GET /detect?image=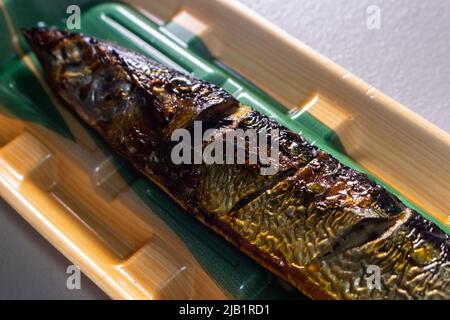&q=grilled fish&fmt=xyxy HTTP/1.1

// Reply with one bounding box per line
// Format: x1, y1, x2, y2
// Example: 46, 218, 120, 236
23, 28, 449, 299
